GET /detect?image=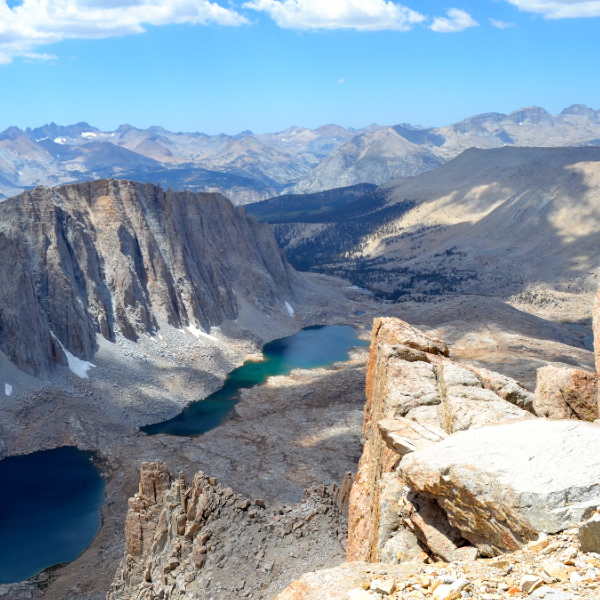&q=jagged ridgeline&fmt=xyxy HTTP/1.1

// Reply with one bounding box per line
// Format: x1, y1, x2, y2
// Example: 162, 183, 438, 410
0, 179, 297, 376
